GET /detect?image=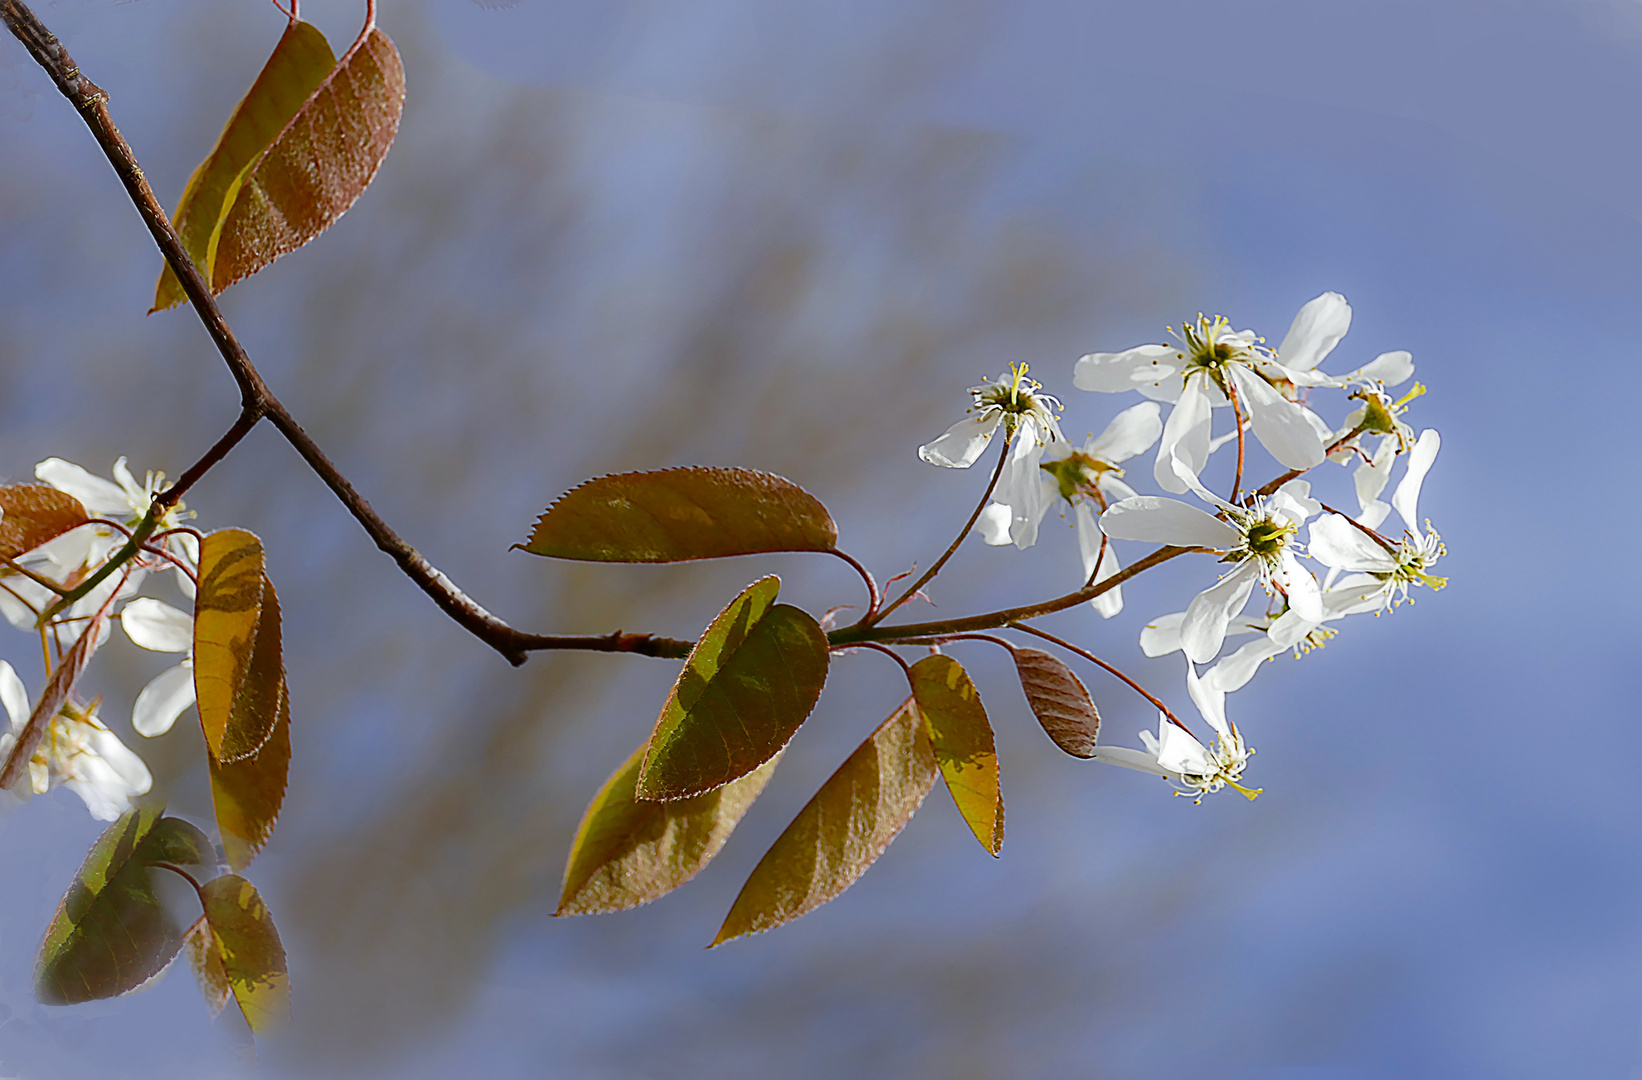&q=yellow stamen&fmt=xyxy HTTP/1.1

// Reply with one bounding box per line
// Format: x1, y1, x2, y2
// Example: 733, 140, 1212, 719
1393, 382, 1427, 409
1228, 780, 1262, 800
1009, 362, 1029, 406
